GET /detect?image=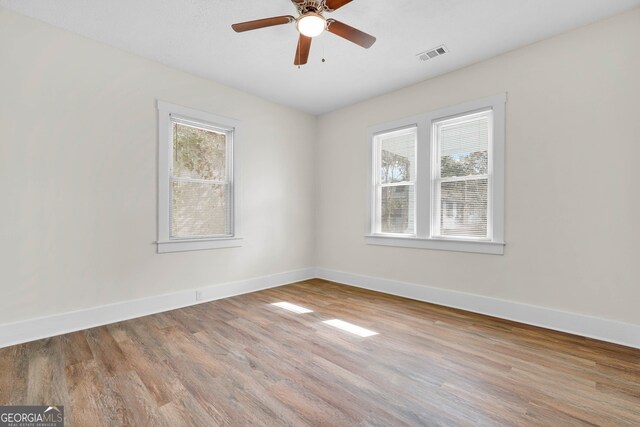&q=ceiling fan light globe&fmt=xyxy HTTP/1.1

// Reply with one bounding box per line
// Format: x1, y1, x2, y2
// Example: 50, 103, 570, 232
297, 13, 326, 37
